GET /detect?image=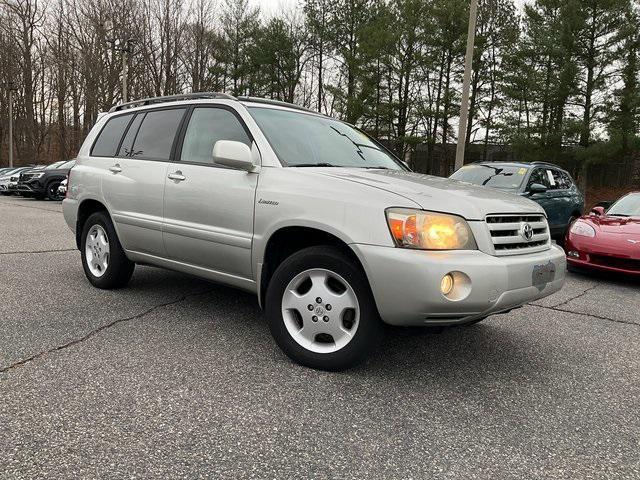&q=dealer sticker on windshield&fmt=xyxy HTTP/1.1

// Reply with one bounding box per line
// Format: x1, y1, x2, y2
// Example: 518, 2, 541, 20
532, 261, 556, 287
